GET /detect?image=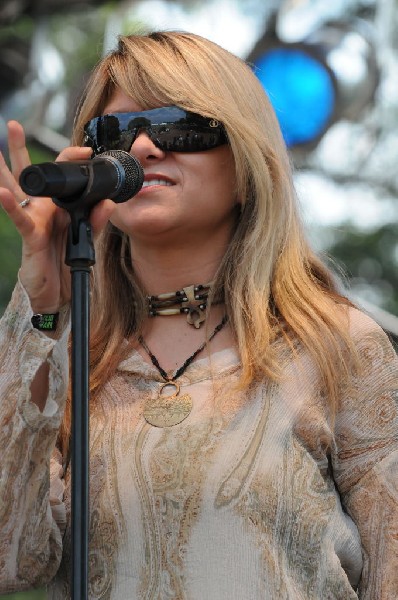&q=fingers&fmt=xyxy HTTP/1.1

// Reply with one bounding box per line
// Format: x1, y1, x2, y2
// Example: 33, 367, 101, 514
54, 148, 115, 236
56, 146, 92, 162
0, 186, 35, 237
2, 123, 92, 228
2, 126, 114, 241
0, 149, 36, 235
0, 147, 26, 200
8, 119, 92, 178
7, 121, 31, 179
90, 199, 116, 235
